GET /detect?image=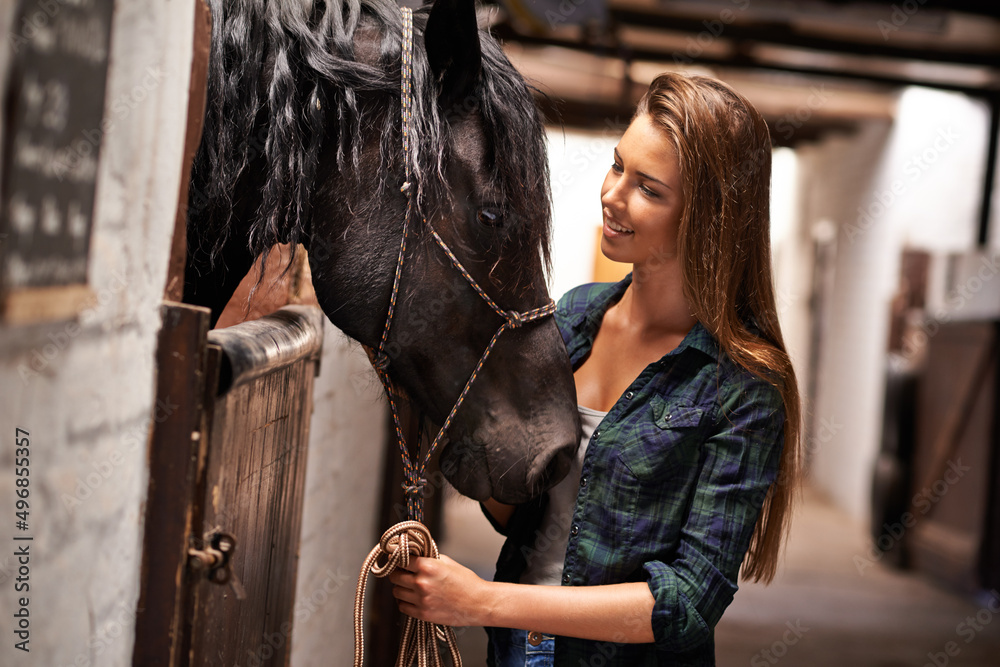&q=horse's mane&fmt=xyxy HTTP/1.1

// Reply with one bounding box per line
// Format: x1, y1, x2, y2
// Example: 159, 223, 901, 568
190, 0, 551, 290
